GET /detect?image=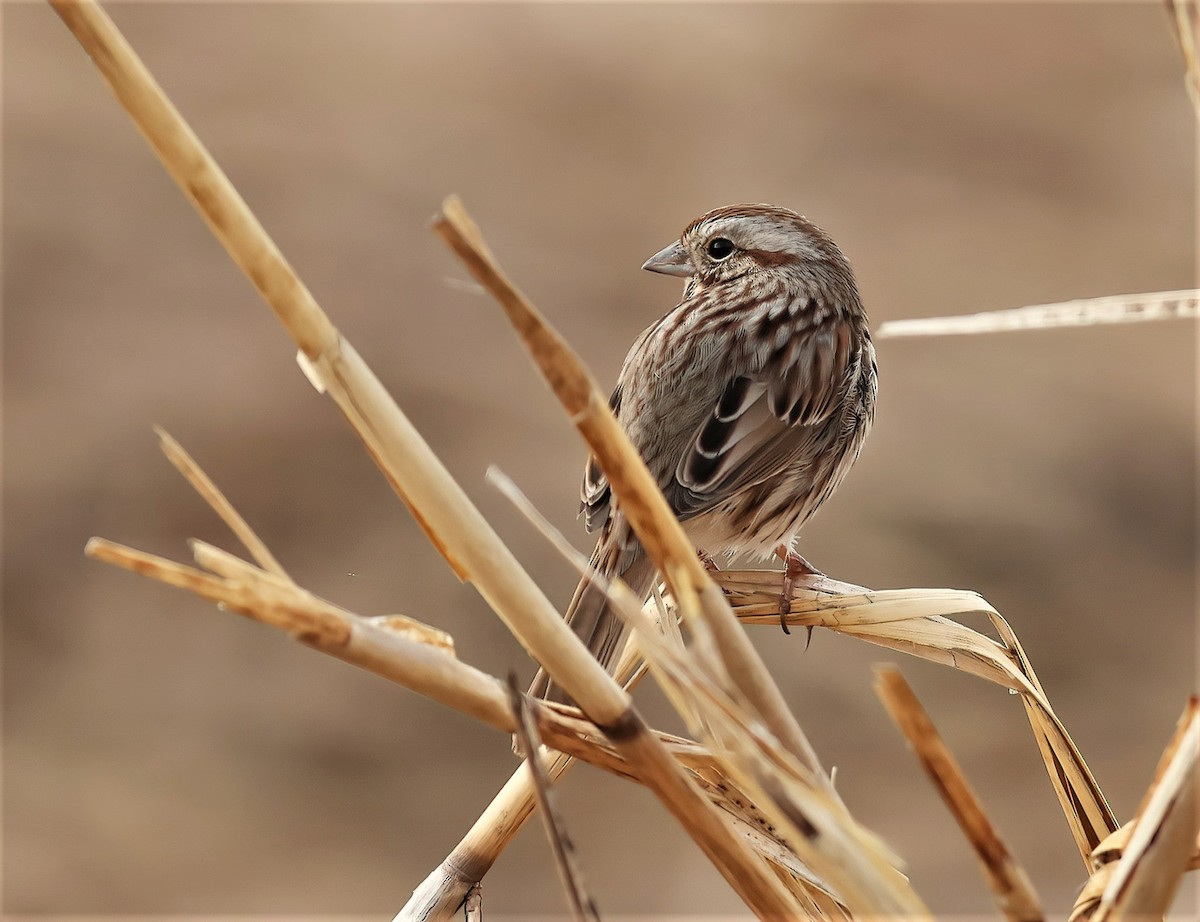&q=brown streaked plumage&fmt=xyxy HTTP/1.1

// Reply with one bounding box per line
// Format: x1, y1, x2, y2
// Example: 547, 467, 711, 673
530, 204, 877, 703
